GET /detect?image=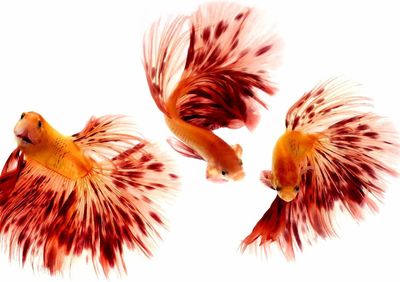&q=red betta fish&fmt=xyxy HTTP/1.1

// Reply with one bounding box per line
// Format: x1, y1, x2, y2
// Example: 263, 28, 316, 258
143, 2, 281, 182
241, 78, 399, 259
0, 112, 179, 276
